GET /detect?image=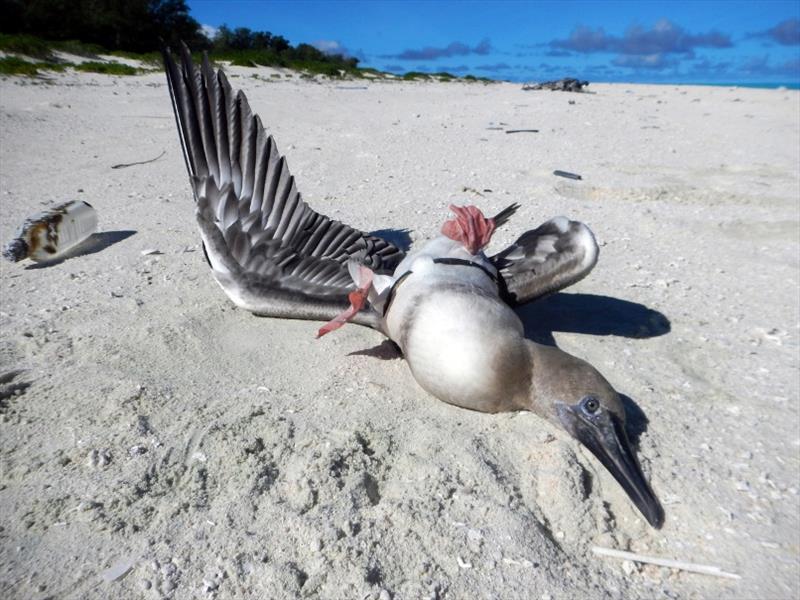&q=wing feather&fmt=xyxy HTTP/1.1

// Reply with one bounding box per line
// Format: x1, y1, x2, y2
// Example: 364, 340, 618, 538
491, 216, 599, 306
163, 44, 405, 326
